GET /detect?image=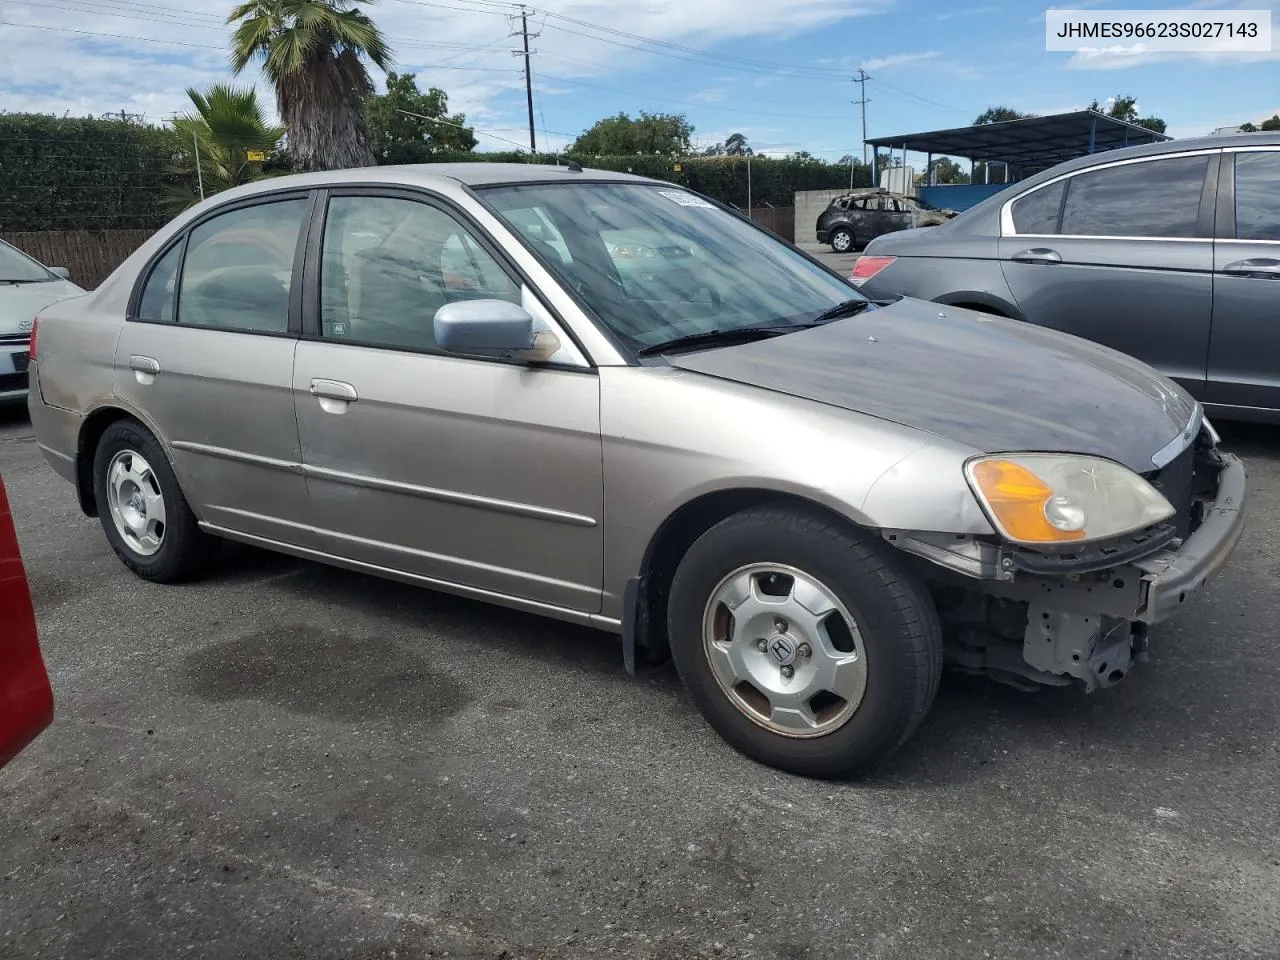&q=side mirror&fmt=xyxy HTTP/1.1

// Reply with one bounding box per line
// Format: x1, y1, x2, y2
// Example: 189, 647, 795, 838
434, 299, 561, 362
49, 266, 71, 280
